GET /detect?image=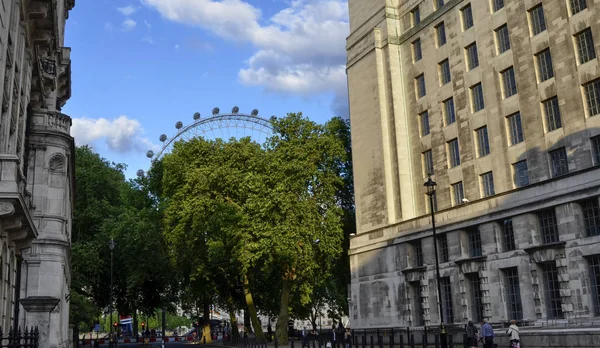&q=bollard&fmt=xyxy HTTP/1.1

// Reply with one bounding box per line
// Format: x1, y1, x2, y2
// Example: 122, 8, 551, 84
361, 334, 366, 348
409, 334, 415, 348
275, 337, 279, 348
398, 335, 403, 348
291, 337, 295, 348
370, 335, 374, 348
448, 333, 454, 348
434, 334, 439, 348
423, 333, 428, 348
